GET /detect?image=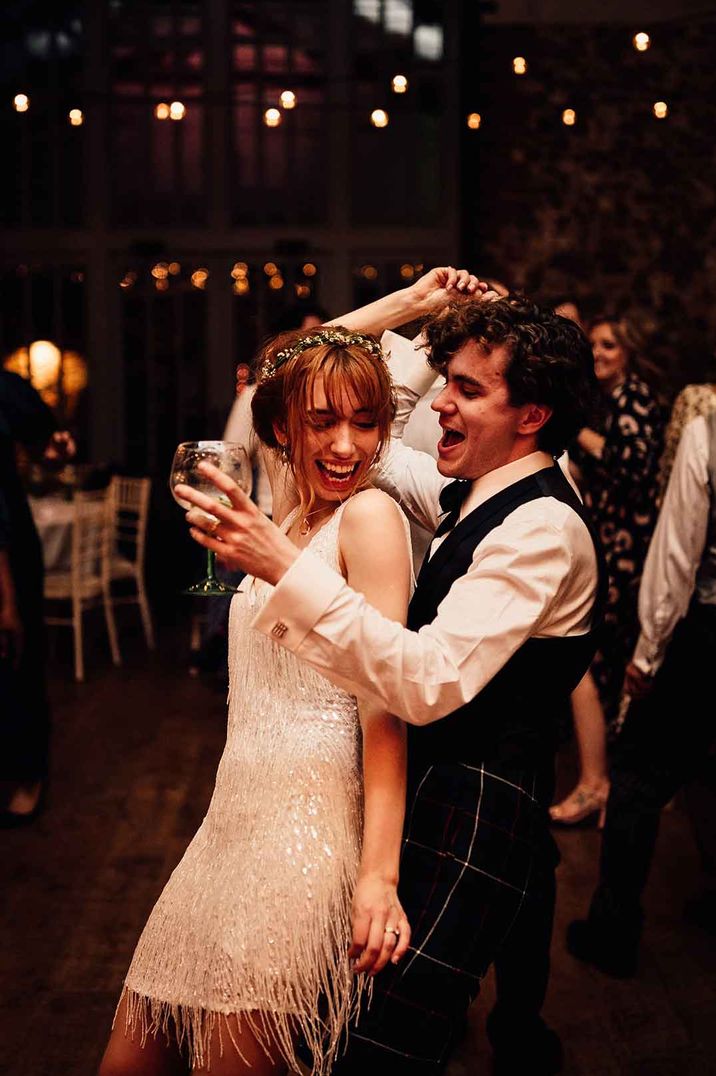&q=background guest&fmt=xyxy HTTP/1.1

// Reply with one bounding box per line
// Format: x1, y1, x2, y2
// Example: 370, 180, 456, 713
552, 313, 665, 825
658, 364, 716, 494
0, 491, 22, 669
568, 410, 716, 975
550, 296, 585, 331
0, 369, 74, 826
